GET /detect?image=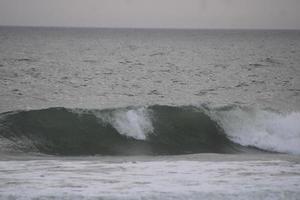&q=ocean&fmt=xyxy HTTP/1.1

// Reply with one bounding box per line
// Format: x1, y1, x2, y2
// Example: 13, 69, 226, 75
0, 27, 299, 199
